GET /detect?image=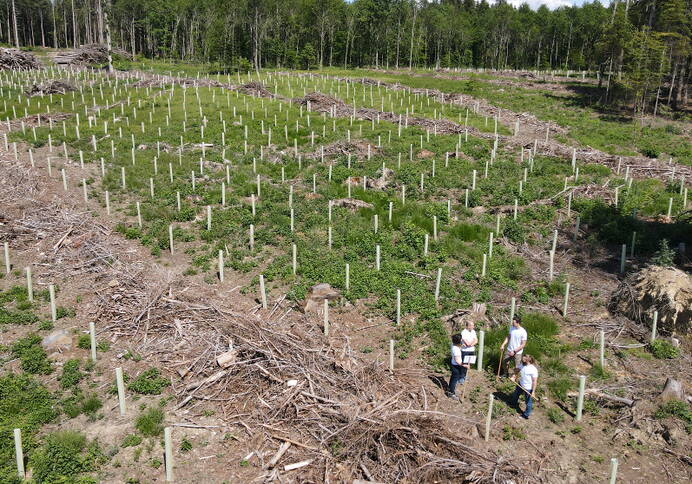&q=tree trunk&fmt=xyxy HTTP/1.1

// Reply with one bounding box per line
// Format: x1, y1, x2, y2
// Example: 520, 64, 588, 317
104, 0, 113, 73
11, 0, 19, 47
71, 0, 78, 48
408, 6, 417, 69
